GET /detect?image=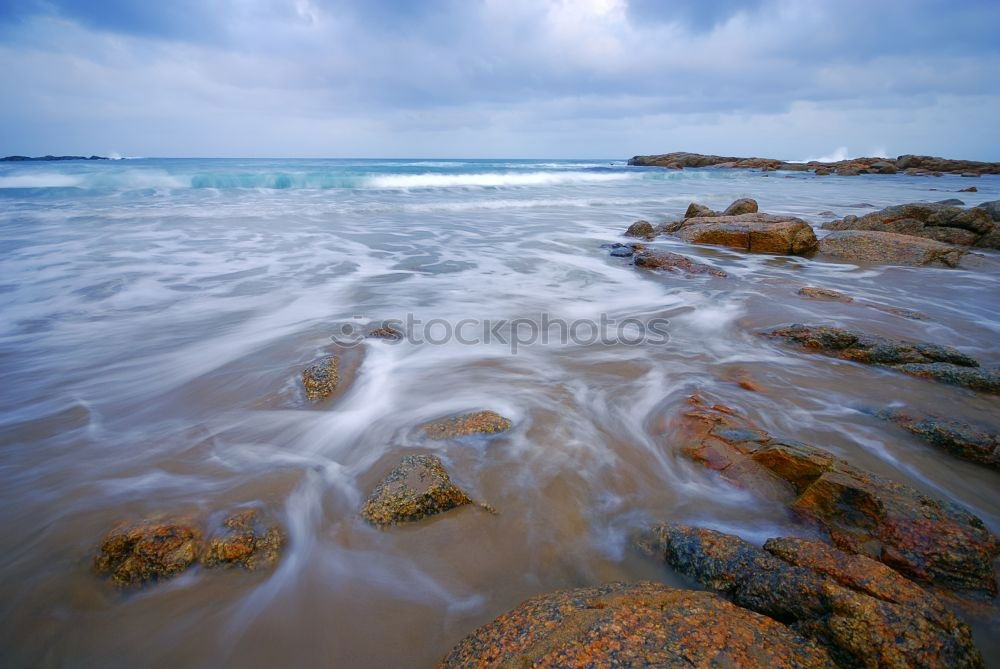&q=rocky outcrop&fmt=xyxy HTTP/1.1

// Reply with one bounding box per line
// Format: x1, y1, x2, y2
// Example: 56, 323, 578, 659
201, 509, 284, 571
439, 581, 834, 668
627, 152, 1000, 176
669, 396, 999, 598
675, 213, 818, 255
820, 203, 999, 249
421, 410, 512, 439
302, 355, 340, 401
871, 409, 998, 469
95, 517, 202, 588
1, 154, 109, 161
636, 524, 985, 668
362, 454, 475, 527
818, 231, 968, 267
761, 324, 999, 392
624, 220, 655, 238
633, 250, 728, 277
